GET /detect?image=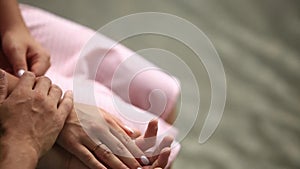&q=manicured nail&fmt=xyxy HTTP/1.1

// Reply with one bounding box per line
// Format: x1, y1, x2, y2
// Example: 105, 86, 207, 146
137, 167, 142, 169
125, 125, 135, 134
140, 155, 149, 165
17, 69, 25, 77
